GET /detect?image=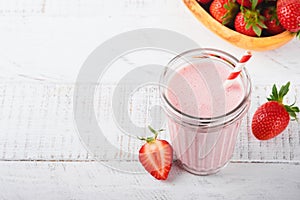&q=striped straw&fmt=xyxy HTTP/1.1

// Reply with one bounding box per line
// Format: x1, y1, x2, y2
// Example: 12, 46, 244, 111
224, 50, 252, 87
